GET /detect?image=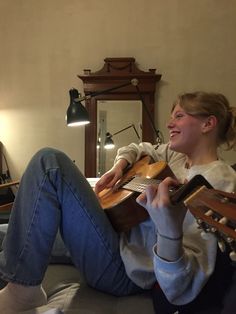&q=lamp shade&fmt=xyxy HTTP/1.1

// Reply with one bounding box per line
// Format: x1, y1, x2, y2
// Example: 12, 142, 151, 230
104, 132, 115, 149
66, 89, 90, 126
